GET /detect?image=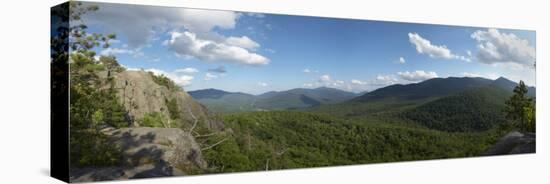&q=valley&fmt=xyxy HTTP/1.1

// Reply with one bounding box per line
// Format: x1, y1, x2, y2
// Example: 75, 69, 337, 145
58, 3, 537, 181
